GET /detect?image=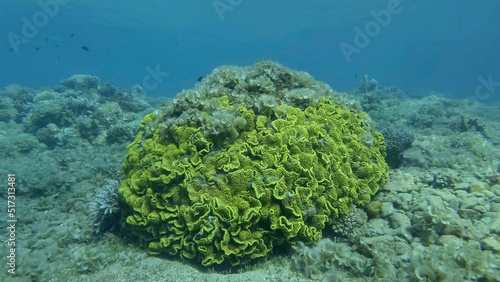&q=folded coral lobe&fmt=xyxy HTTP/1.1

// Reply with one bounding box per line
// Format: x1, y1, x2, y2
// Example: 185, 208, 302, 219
118, 61, 388, 266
